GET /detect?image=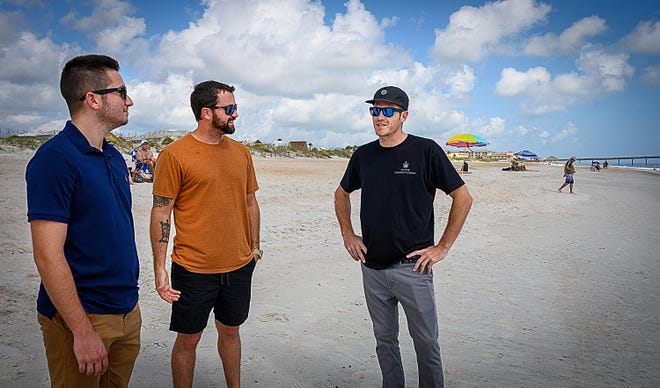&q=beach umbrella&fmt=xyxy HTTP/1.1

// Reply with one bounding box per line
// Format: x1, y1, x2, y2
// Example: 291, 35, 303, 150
514, 149, 539, 159
445, 133, 489, 149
